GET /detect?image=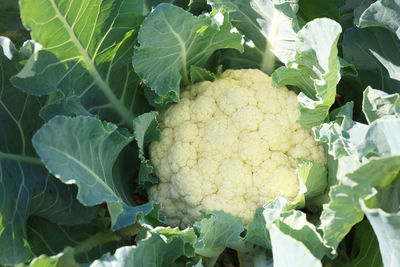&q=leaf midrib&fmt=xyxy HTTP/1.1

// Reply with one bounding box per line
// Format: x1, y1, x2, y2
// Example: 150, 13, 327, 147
49, 0, 134, 127
41, 143, 119, 200
162, 11, 189, 85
